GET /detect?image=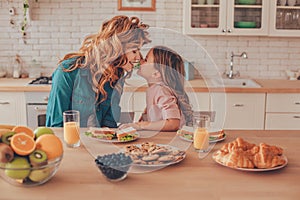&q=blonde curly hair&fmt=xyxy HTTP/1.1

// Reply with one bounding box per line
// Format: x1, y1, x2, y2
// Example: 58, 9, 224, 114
59, 15, 151, 102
